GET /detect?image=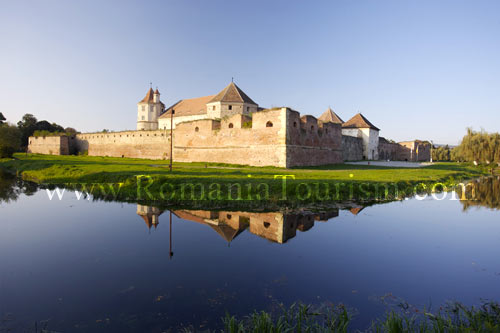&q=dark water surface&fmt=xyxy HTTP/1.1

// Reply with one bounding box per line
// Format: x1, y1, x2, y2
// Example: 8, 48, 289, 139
1, 176, 500, 332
